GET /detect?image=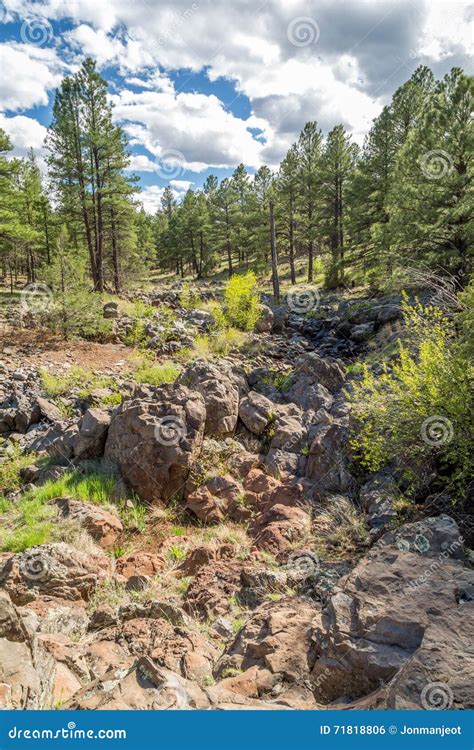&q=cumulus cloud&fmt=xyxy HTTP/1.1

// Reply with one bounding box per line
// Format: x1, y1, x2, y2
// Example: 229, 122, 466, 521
112, 89, 264, 169
1, 0, 472, 174
0, 43, 64, 112
0, 113, 48, 173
